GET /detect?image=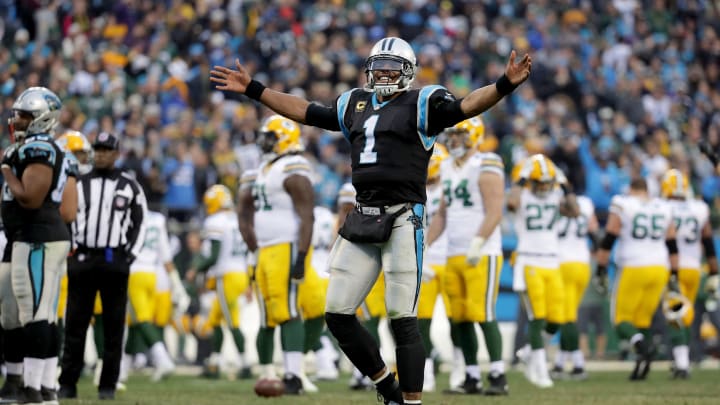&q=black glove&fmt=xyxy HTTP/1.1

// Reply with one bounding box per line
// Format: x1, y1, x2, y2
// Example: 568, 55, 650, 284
594, 264, 609, 295
290, 251, 307, 282
668, 272, 680, 293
